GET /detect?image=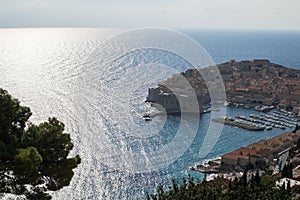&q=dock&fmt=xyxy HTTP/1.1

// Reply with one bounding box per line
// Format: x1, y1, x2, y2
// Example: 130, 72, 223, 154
212, 117, 265, 131
189, 158, 222, 173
